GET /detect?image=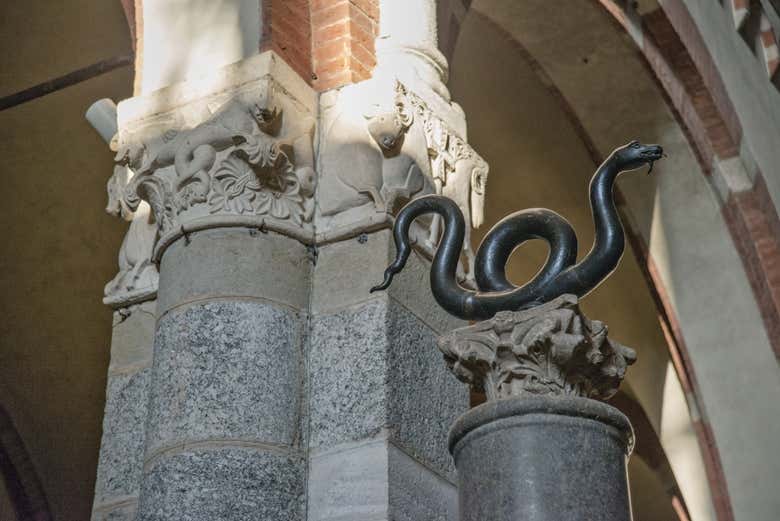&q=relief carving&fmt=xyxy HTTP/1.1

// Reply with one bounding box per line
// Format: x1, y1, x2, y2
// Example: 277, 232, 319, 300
103, 165, 158, 308
317, 80, 488, 281
437, 295, 636, 401
116, 94, 316, 257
